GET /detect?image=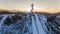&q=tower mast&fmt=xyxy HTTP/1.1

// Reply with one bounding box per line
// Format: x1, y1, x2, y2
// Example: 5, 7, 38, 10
31, 3, 34, 13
